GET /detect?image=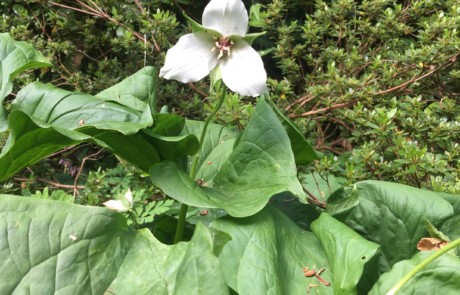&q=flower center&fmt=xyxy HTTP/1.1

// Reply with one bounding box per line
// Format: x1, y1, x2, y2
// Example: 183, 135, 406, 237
214, 37, 234, 59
